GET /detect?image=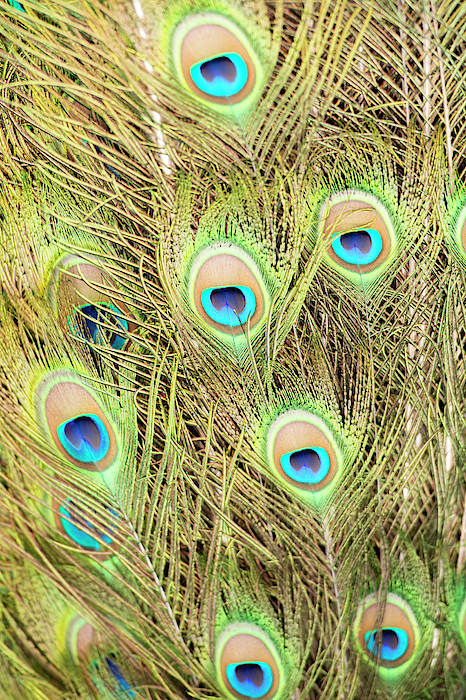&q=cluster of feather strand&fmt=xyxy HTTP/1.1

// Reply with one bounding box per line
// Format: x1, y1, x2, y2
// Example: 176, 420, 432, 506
1, 1, 466, 699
